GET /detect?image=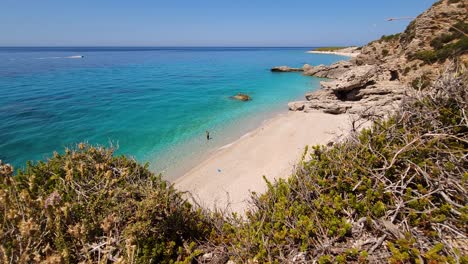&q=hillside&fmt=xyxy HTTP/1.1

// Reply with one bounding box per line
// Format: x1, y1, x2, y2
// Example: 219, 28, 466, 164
354, 0, 467, 85
287, 0, 467, 116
